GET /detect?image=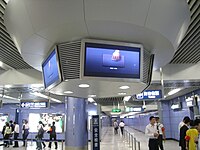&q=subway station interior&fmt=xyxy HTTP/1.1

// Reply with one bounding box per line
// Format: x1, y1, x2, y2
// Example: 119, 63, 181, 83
0, 0, 200, 150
